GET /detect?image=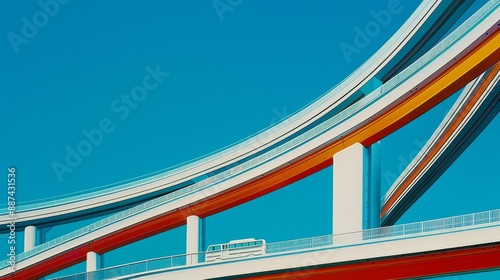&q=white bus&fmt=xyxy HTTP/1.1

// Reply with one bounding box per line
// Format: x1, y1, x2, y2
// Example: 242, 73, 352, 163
205, 238, 266, 262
